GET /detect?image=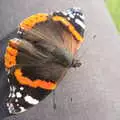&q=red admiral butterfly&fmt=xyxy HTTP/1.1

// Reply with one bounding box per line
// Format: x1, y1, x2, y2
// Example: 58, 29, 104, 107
4, 8, 85, 114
